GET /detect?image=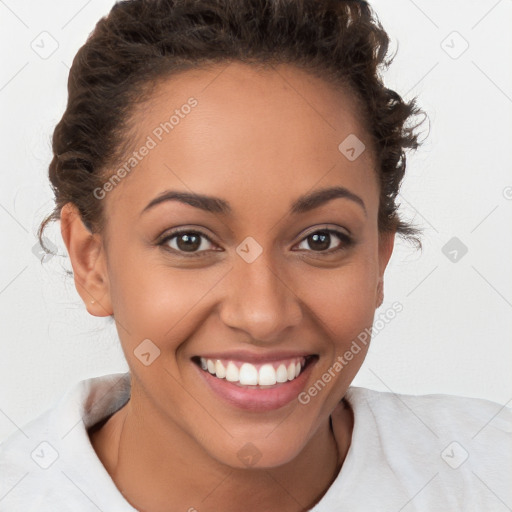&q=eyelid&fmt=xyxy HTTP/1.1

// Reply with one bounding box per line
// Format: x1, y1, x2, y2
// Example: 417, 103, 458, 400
156, 227, 219, 255
295, 224, 351, 241
291, 226, 353, 254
